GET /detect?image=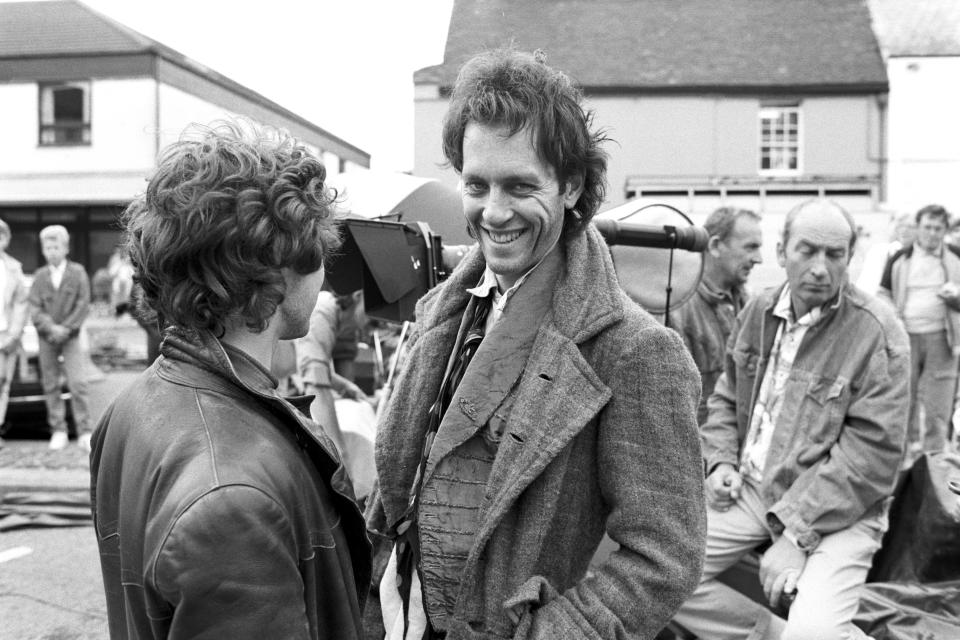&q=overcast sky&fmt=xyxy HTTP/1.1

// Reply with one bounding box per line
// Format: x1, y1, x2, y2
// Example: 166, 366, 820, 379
19, 0, 454, 172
